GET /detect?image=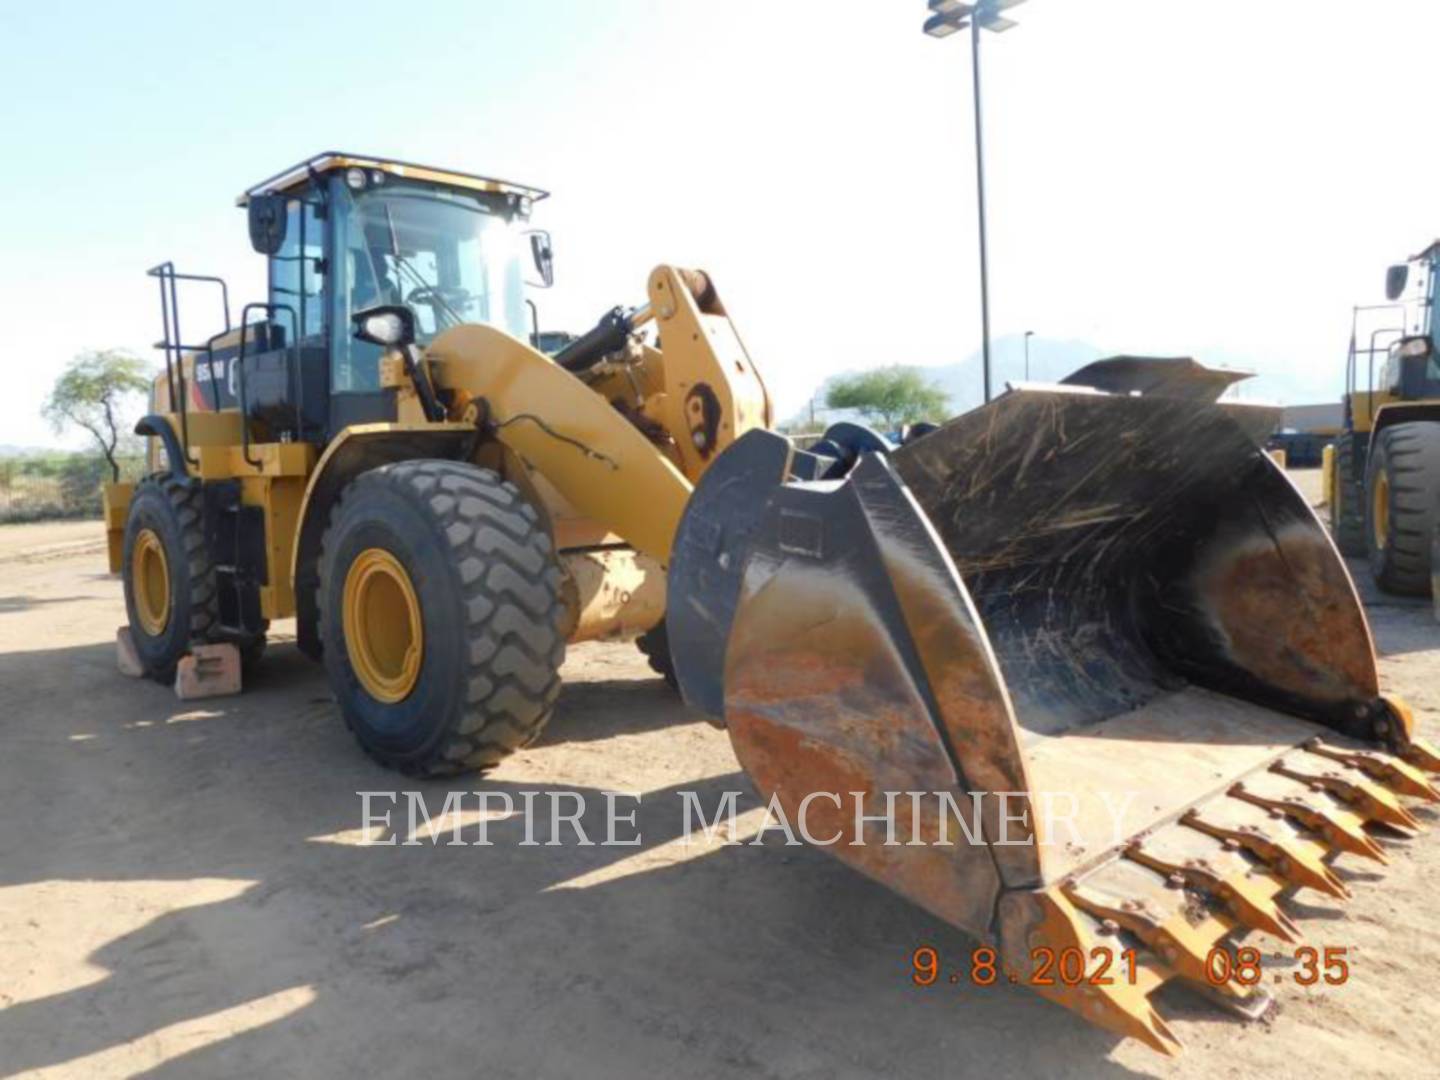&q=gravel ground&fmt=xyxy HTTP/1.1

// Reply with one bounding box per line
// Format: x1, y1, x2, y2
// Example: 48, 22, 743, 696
1, 481, 1437, 1079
